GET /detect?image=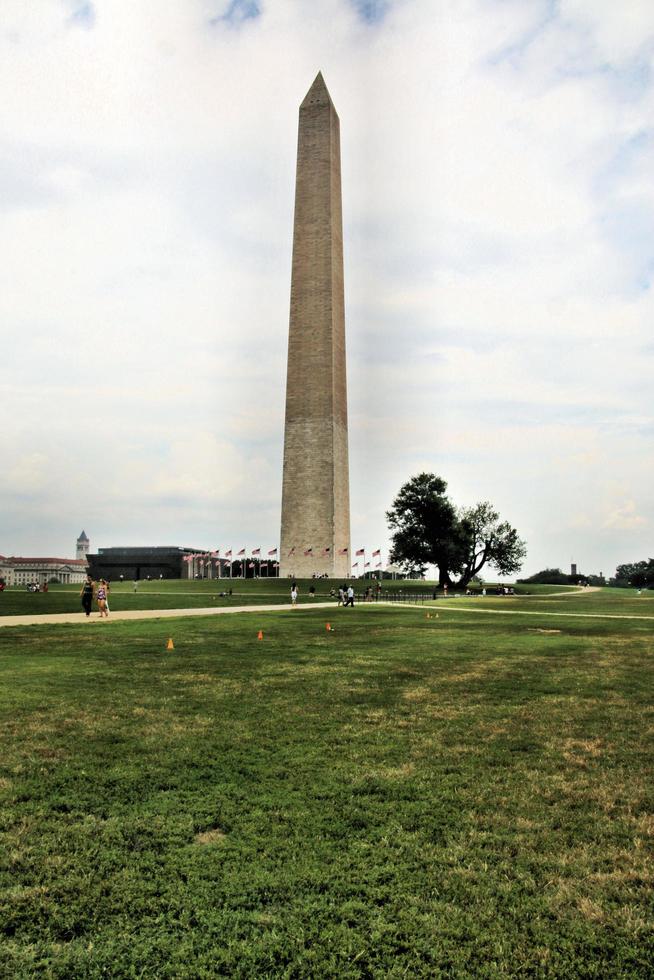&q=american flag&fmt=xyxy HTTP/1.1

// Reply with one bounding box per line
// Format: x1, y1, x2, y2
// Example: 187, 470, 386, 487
248, 562, 254, 569
372, 549, 381, 557
375, 562, 382, 568
252, 548, 260, 556
183, 555, 193, 563
352, 561, 359, 568
237, 548, 246, 556
338, 547, 348, 555
304, 547, 313, 556
322, 547, 331, 556
365, 562, 370, 568
288, 547, 295, 557
225, 549, 232, 558
211, 550, 220, 558
356, 548, 365, 556
268, 548, 277, 556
